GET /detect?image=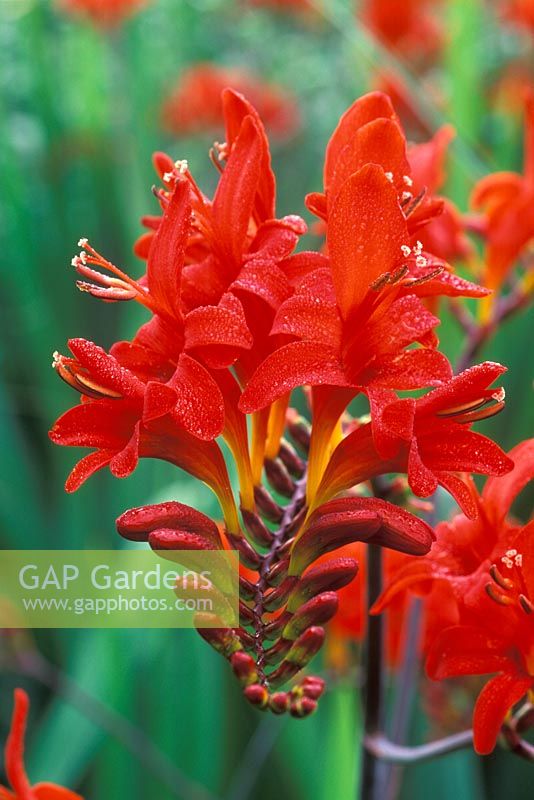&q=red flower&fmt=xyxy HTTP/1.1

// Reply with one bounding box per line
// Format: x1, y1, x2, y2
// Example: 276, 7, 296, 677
57, 0, 147, 27
471, 89, 534, 292
161, 64, 300, 140
305, 91, 487, 301
372, 437, 534, 641
426, 521, 534, 754
0, 689, 83, 800
315, 362, 513, 515
361, 0, 443, 60
408, 126, 474, 264
505, 0, 534, 33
